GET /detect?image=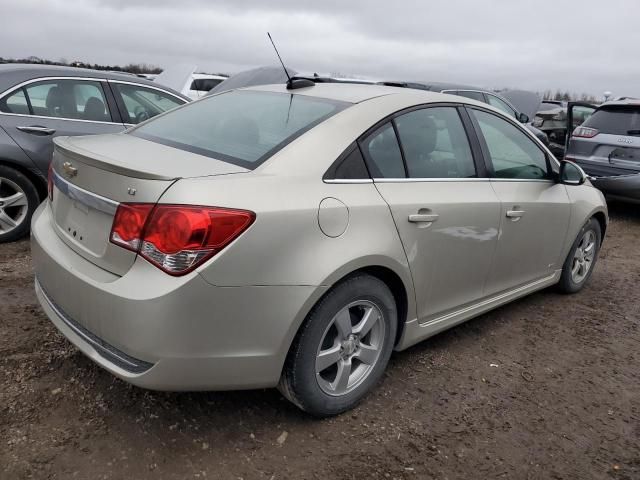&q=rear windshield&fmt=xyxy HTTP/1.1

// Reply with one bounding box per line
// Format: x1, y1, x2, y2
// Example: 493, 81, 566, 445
583, 106, 640, 136
131, 90, 349, 168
